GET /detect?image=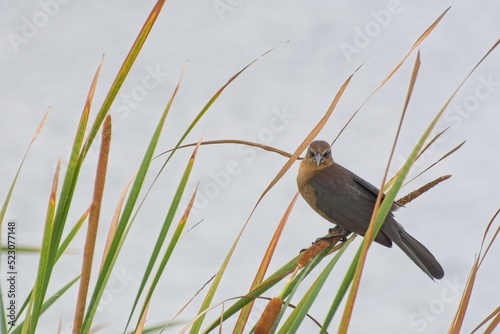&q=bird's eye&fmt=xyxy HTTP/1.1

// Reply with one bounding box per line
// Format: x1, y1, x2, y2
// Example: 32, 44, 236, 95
309, 151, 316, 158
323, 151, 330, 158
